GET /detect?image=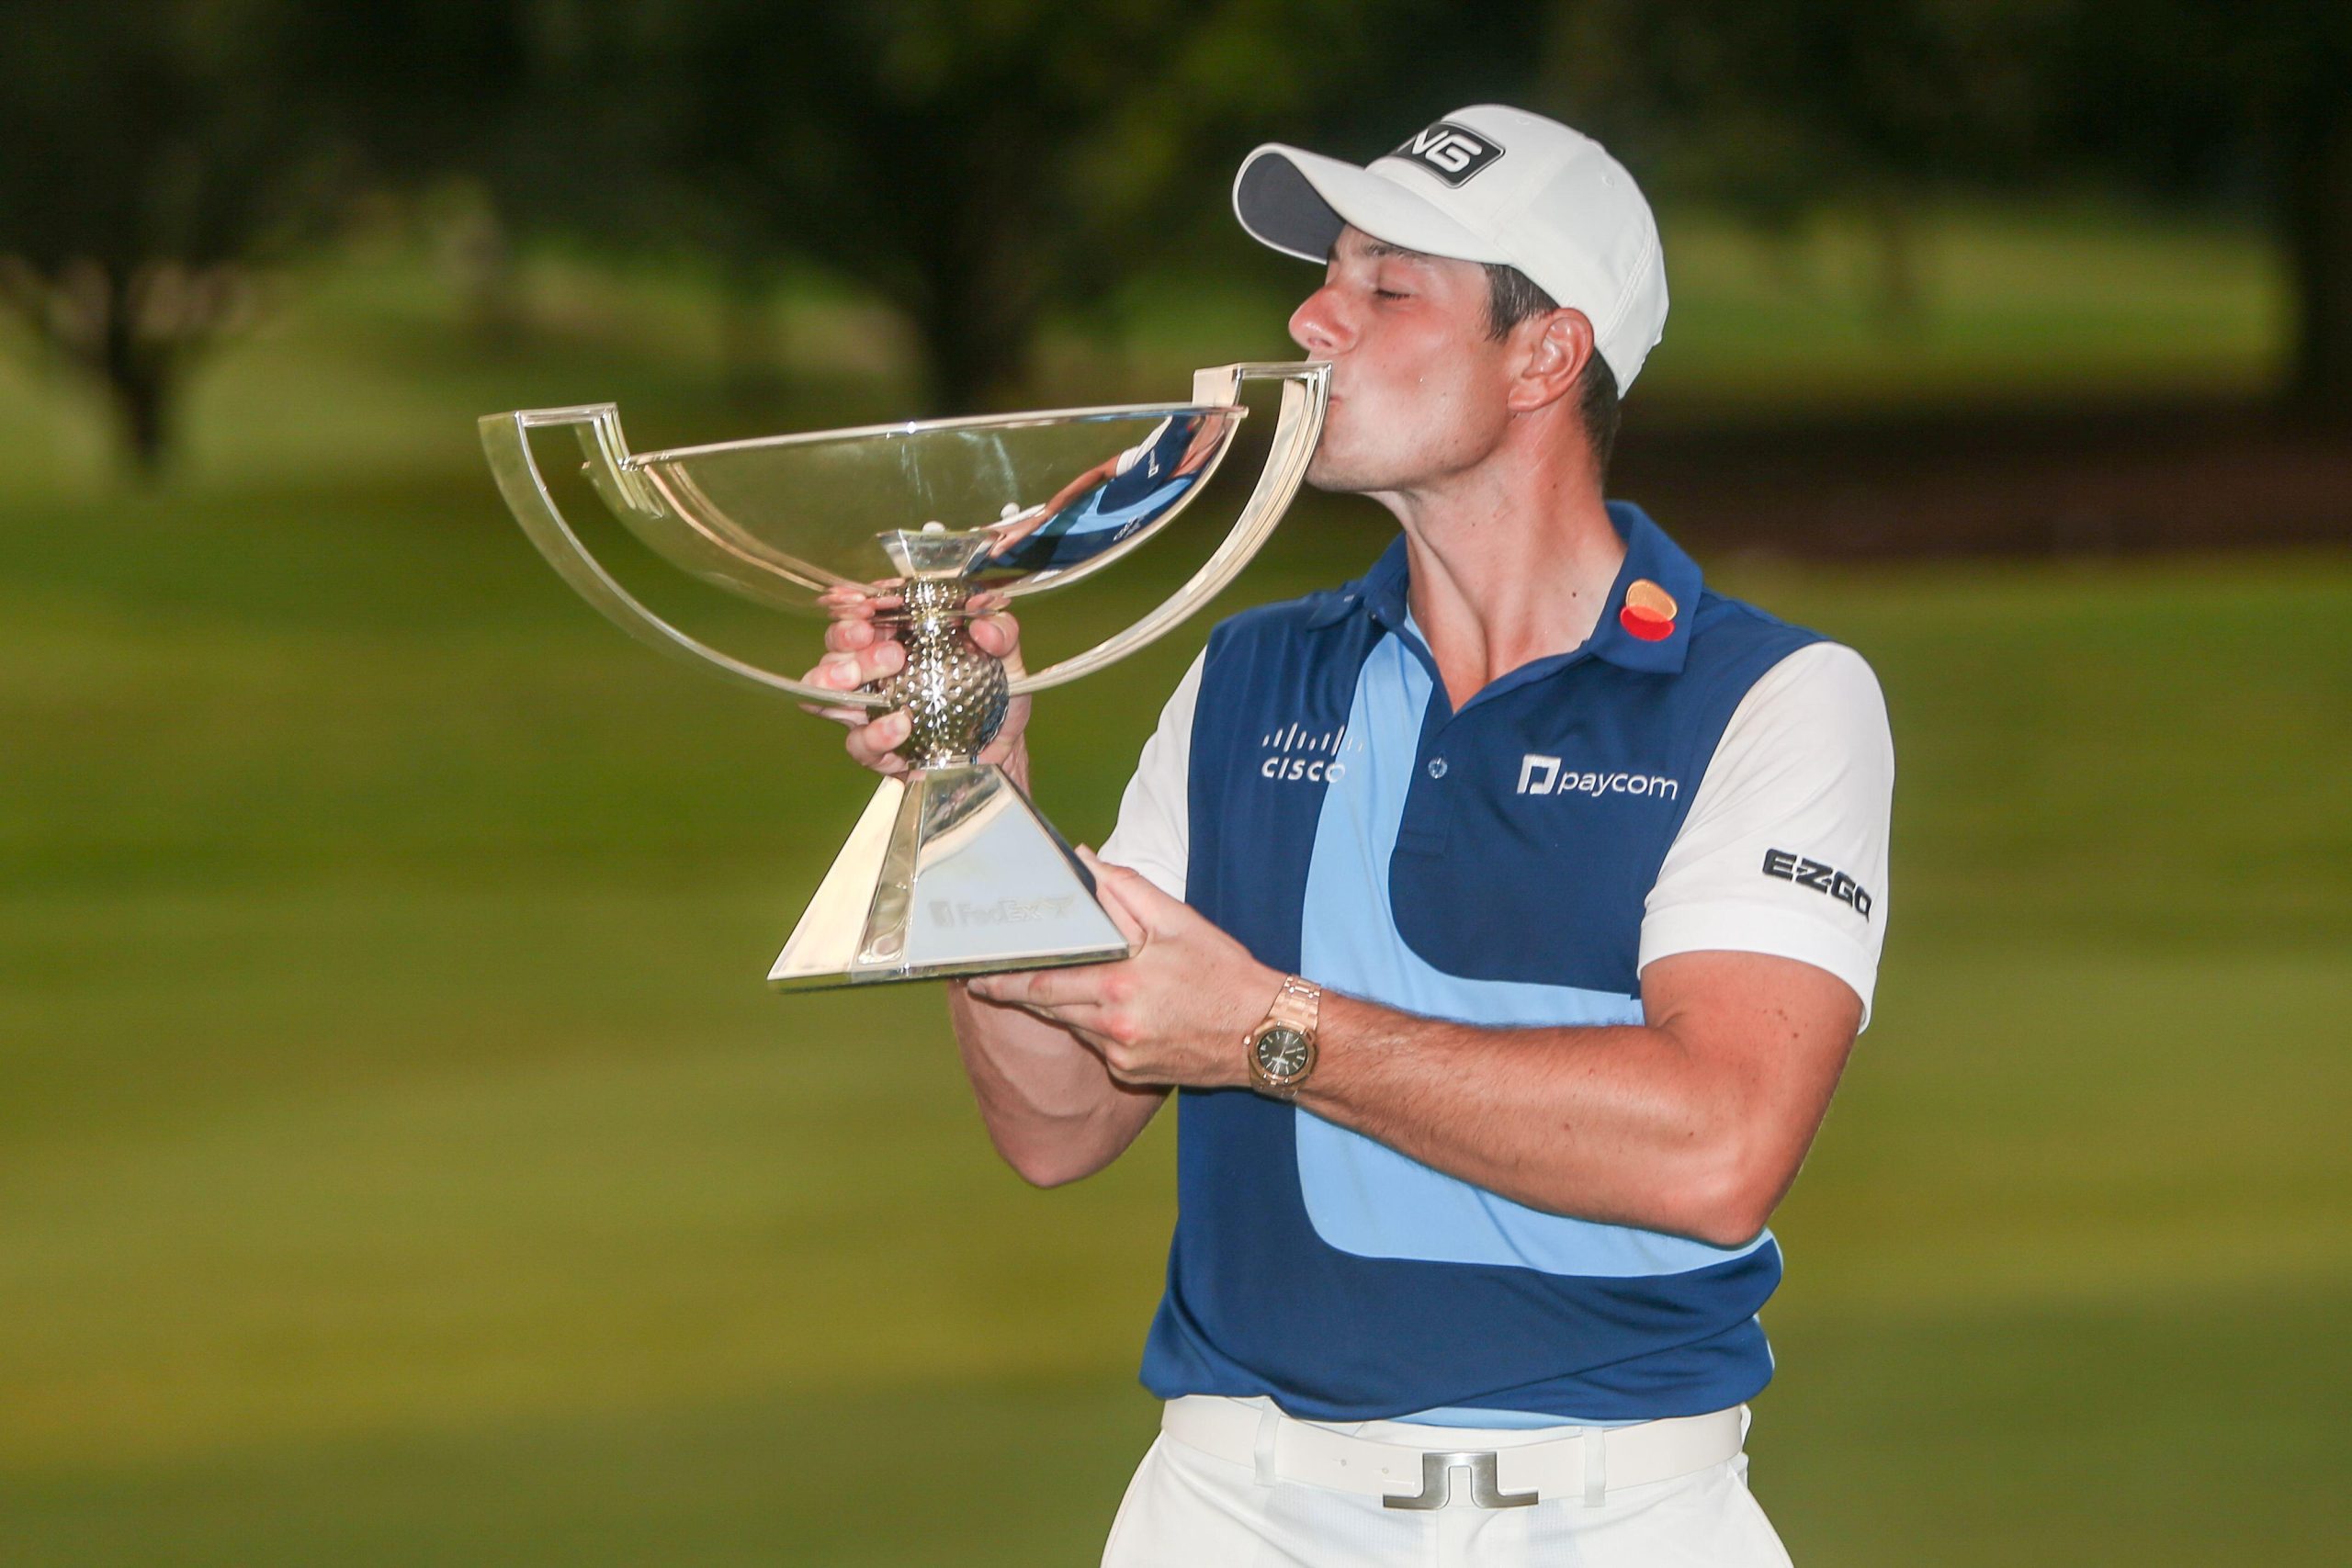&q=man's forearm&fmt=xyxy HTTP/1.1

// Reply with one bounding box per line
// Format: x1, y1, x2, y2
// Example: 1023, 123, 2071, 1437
946, 980, 1167, 1186
1295, 962, 1855, 1248
945, 739, 1166, 1186
957, 854, 1859, 1244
